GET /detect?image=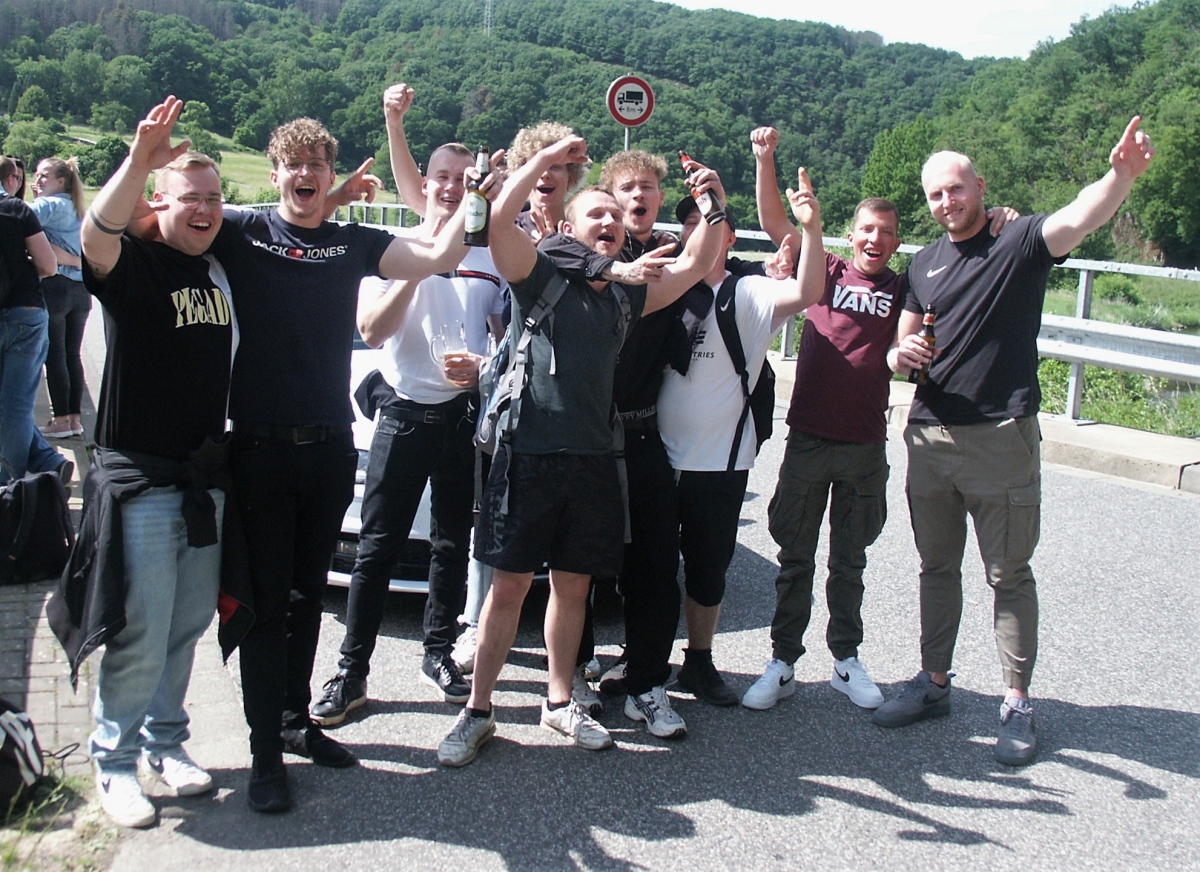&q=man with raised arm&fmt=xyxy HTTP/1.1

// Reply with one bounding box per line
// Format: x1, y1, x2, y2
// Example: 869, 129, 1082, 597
207, 109, 488, 813
877, 117, 1155, 766
743, 137, 903, 711
309, 137, 507, 726
437, 135, 722, 767
54, 97, 232, 828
